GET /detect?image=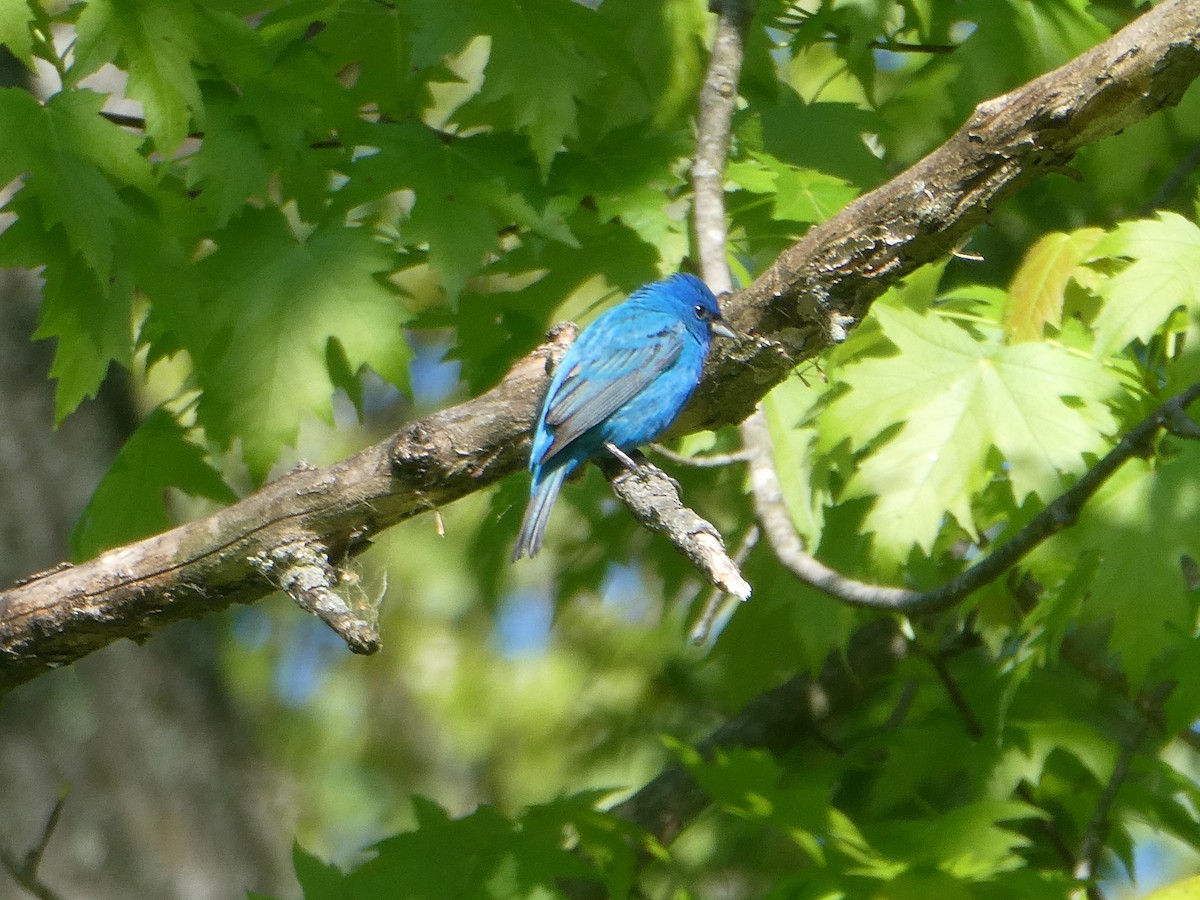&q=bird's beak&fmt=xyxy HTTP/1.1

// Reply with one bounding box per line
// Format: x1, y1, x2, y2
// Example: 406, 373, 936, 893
710, 318, 738, 340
